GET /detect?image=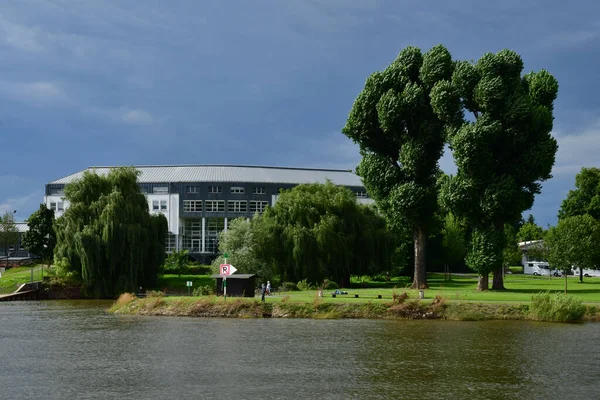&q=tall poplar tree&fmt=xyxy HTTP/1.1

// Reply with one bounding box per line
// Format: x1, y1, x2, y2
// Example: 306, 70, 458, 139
343, 45, 454, 289
434, 49, 558, 290
54, 167, 167, 297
